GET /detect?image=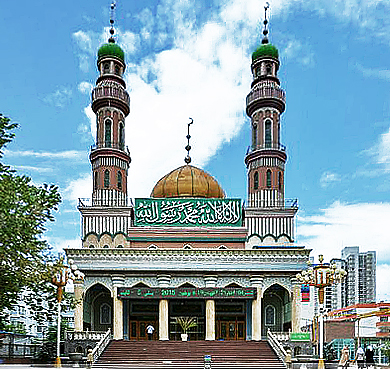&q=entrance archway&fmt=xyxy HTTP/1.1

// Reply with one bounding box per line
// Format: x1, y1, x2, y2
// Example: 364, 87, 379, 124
262, 284, 291, 336
84, 283, 113, 332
